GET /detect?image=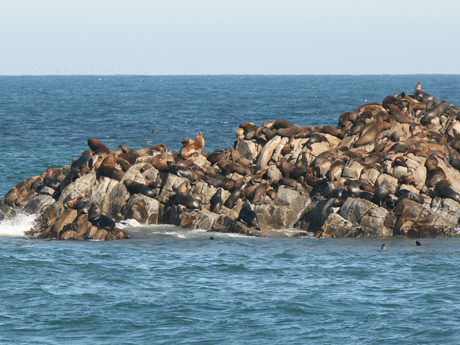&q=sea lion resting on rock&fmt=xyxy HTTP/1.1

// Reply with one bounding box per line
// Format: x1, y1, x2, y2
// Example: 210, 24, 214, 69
97, 154, 125, 181
237, 202, 259, 229
179, 132, 205, 159
88, 203, 115, 231
435, 180, 460, 204
124, 179, 158, 198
